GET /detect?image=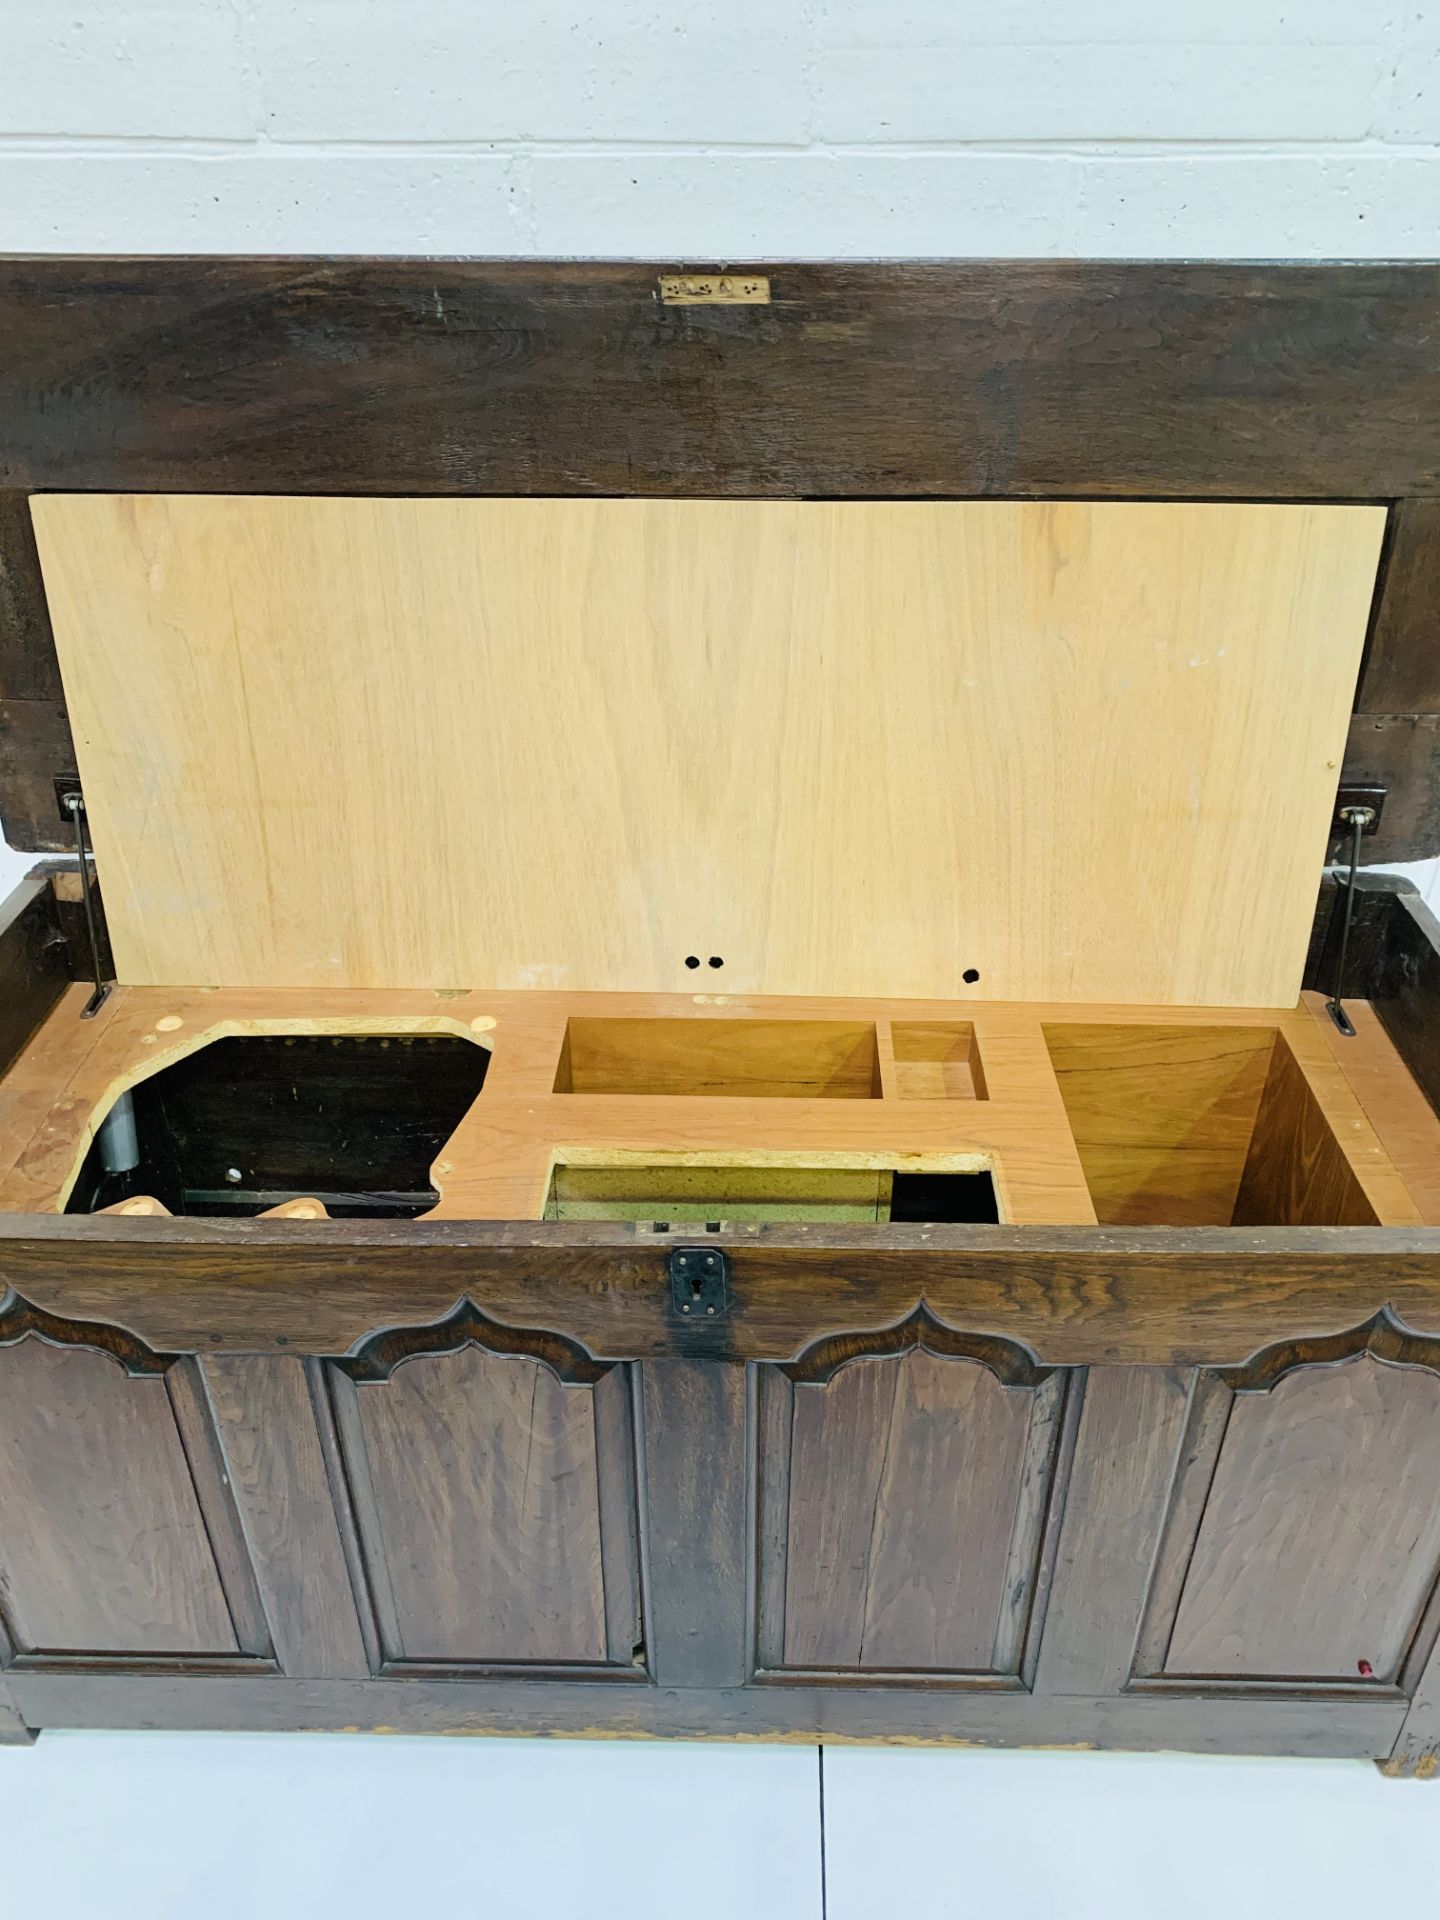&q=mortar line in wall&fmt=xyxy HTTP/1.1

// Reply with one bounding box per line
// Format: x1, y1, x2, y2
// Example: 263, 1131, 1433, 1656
5, 136, 1440, 160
